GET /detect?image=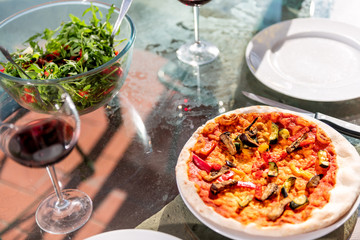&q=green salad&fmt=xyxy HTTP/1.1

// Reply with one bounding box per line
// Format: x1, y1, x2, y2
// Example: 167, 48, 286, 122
0, 4, 127, 113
